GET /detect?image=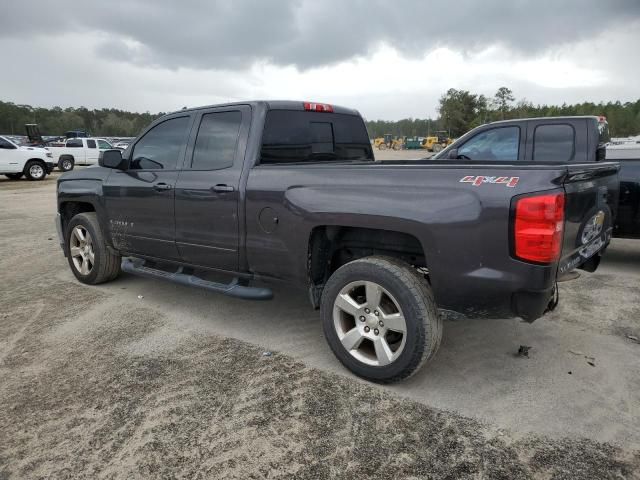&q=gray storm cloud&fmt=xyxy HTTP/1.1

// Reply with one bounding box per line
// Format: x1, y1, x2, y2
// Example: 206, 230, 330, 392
1, 0, 639, 70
